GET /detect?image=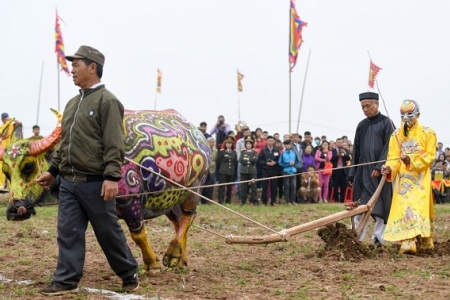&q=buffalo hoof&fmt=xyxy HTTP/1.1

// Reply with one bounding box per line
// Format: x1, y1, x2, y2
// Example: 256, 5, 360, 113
147, 267, 162, 274
144, 262, 162, 272
163, 241, 187, 268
